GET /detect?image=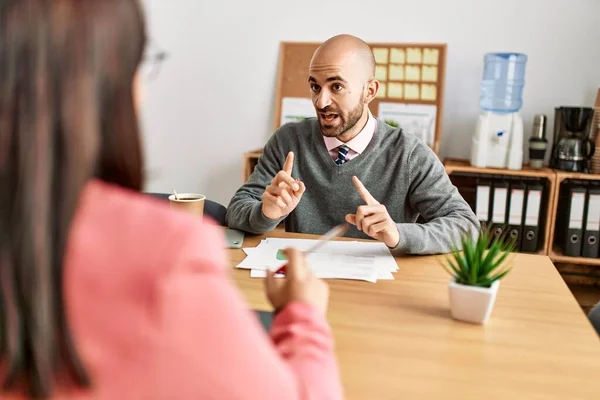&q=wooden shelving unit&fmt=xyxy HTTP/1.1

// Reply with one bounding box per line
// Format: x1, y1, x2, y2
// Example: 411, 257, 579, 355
444, 158, 557, 255
546, 170, 600, 266
444, 159, 600, 270
444, 158, 555, 179
242, 148, 263, 183
549, 246, 600, 266
554, 170, 600, 182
